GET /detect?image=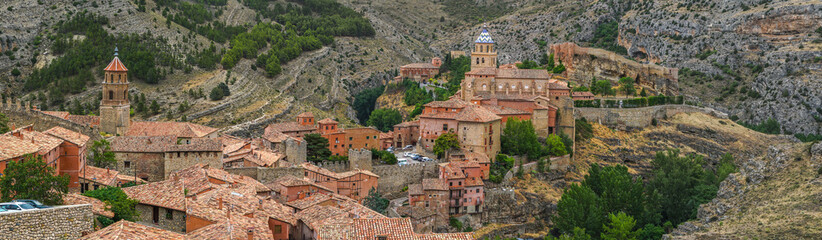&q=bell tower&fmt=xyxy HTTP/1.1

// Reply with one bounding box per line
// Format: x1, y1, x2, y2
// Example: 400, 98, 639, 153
471, 26, 497, 70
100, 47, 130, 135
